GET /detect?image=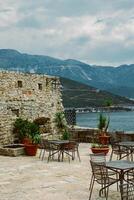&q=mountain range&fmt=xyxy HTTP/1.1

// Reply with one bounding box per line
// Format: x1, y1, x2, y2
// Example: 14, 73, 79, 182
0, 49, 134, 101
60, 77, 134, 108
